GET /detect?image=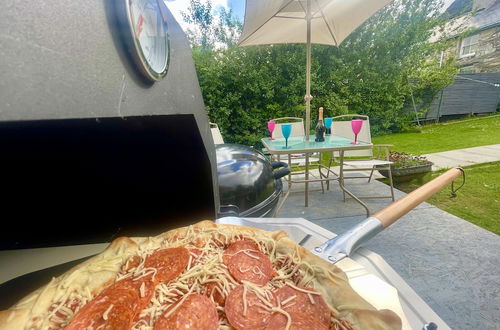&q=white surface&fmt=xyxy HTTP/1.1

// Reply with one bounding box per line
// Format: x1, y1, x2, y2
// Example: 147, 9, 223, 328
331, 118, 373, 158
0, 243, 108, 284
209, 123, 225, 144
239, 0, 393, 46
216, 217, 450, 330
272, 119, 305, 139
